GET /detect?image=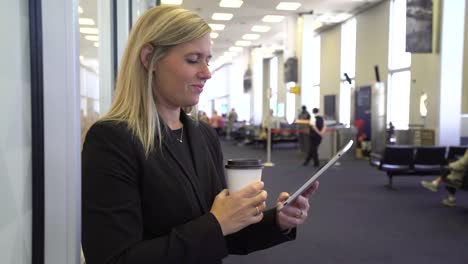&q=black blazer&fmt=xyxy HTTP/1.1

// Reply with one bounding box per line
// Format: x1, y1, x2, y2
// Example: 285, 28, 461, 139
82, 112, 294, 264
